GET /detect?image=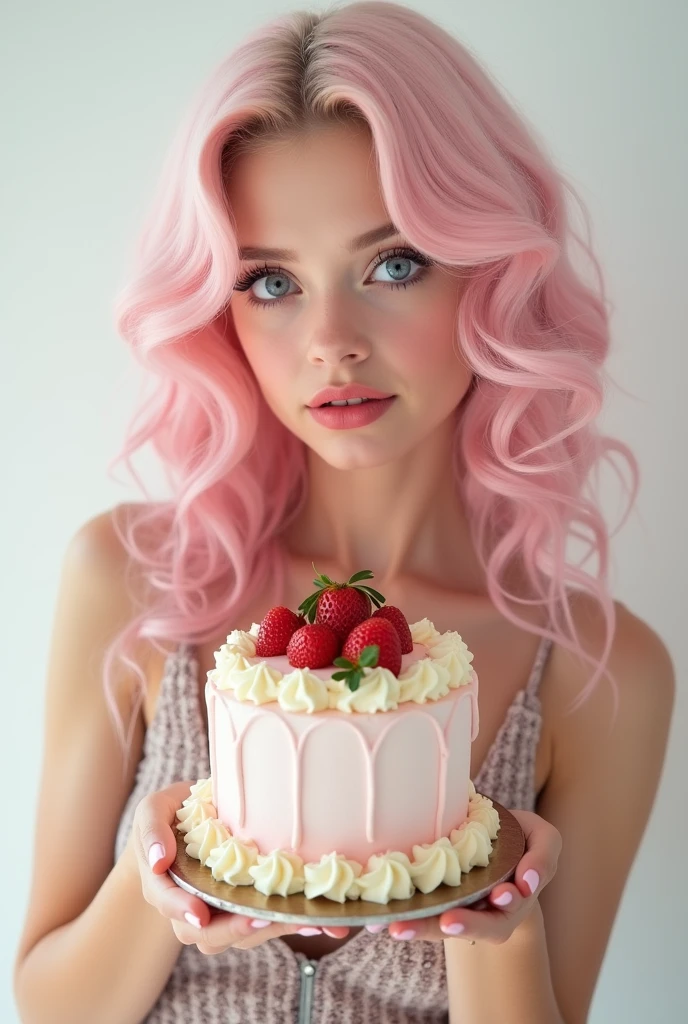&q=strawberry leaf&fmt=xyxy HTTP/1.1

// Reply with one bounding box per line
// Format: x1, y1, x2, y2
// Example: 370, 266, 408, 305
358, 644, 380, 667
355, 585, 386, 607
347, 569, 375, 583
